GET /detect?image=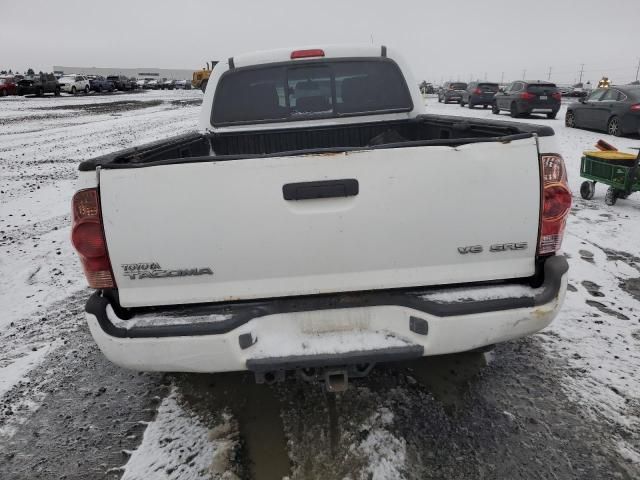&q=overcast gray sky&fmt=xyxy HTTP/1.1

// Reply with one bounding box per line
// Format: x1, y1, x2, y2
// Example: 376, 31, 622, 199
2, 0, 639, 84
